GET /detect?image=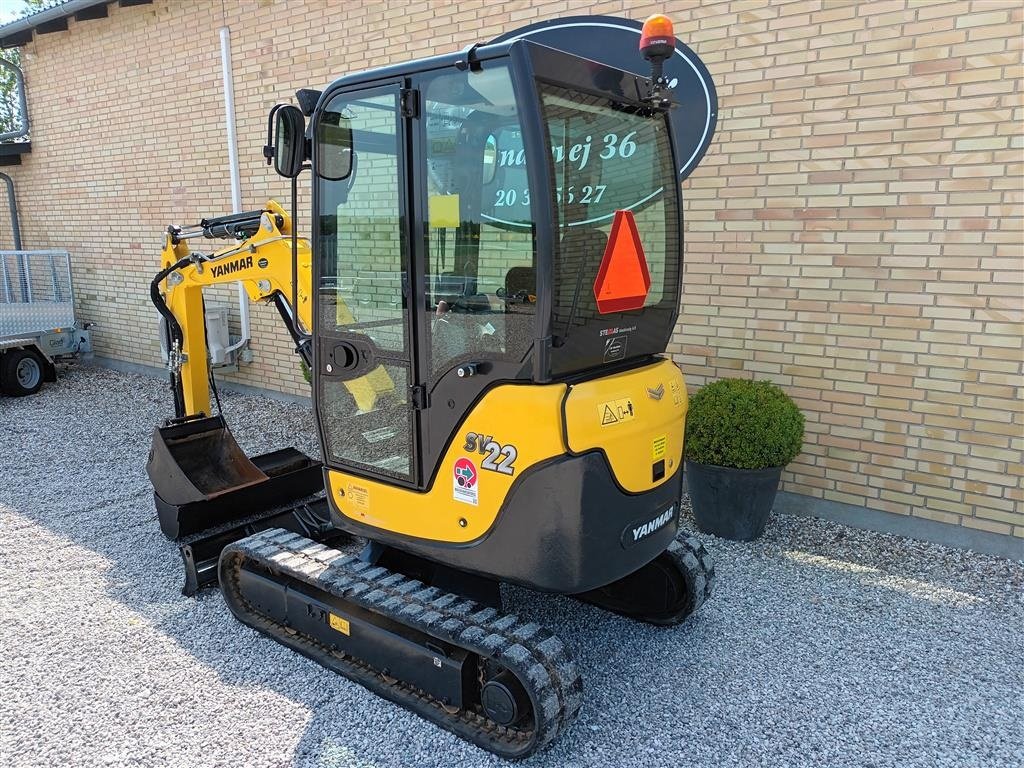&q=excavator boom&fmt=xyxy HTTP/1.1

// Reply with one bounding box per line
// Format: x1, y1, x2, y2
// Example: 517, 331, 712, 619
155, 200, 313, 418
147, 200, 343, 592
